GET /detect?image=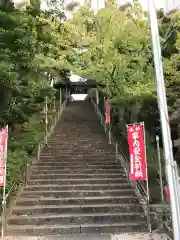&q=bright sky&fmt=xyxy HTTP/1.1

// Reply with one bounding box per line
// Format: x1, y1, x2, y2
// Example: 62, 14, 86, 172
140, 0, 164, 10
41, 0, 165, 11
